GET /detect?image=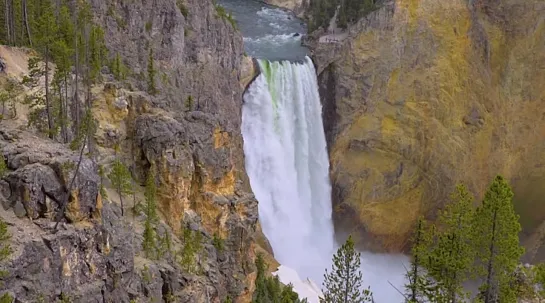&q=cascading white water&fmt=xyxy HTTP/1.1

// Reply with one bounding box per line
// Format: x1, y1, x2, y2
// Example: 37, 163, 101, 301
242, 57, 408, 302
242, 57, 335, 288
